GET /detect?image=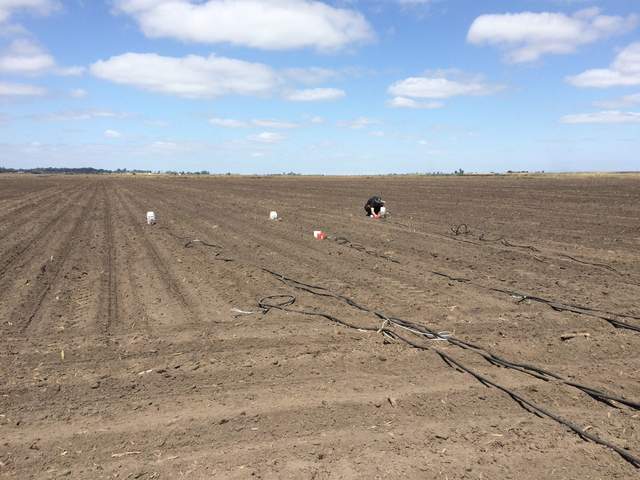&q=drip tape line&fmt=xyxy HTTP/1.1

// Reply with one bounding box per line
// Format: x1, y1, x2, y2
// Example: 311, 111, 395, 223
258, 268, 640, 468
184, 239, 223, 249
329, 235, 400, 264
431, 271, 640, 332
261, 268, 640, 409
478, 233, 540, 252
